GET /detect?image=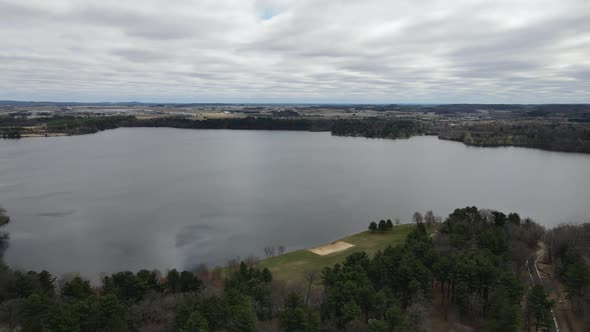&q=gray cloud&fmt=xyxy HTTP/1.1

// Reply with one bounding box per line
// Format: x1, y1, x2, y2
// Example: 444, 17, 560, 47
0, 0, 588, 103
111, 48, 167, 62
69, 5, 195, 40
